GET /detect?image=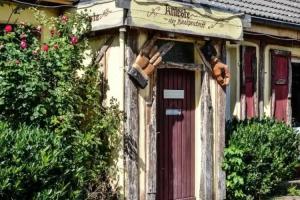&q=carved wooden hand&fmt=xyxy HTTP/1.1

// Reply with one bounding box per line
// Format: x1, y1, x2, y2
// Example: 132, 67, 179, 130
128, 35, 173, 89
212, 60, 230, 86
